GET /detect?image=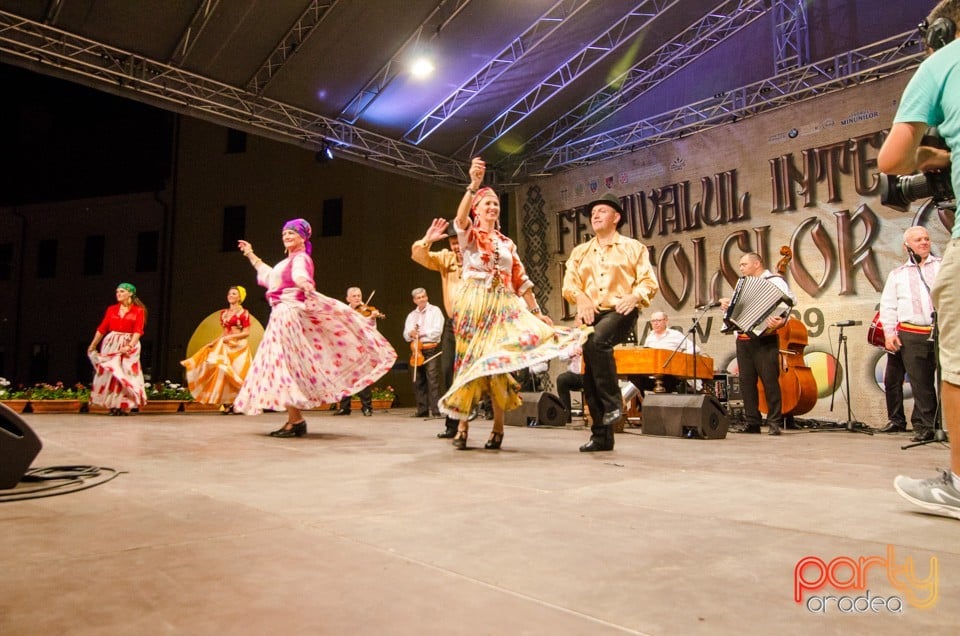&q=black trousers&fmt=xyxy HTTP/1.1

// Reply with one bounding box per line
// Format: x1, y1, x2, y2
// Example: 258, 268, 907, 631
441, 319, 458, 430
581, 309, 637, 425
884, 350, 909, 428
899, 330, 939, 432
736, 334, 782, 429
556, 371, 585, 423
339, 384, 372, 412
412, 347, 443, 416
